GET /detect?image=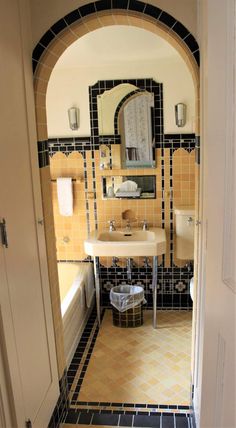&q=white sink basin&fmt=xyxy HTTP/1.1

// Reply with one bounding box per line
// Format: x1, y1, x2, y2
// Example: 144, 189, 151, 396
84, 228, 166, 257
